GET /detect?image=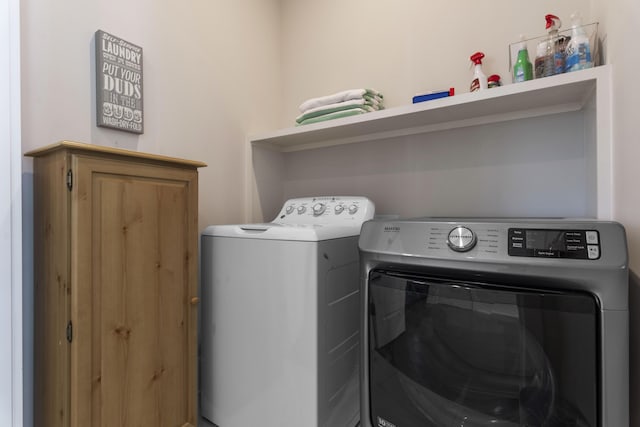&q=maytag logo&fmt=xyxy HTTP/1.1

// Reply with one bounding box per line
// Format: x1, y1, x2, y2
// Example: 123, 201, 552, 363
383, 225, 400, 233
377, 416, 397, 427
